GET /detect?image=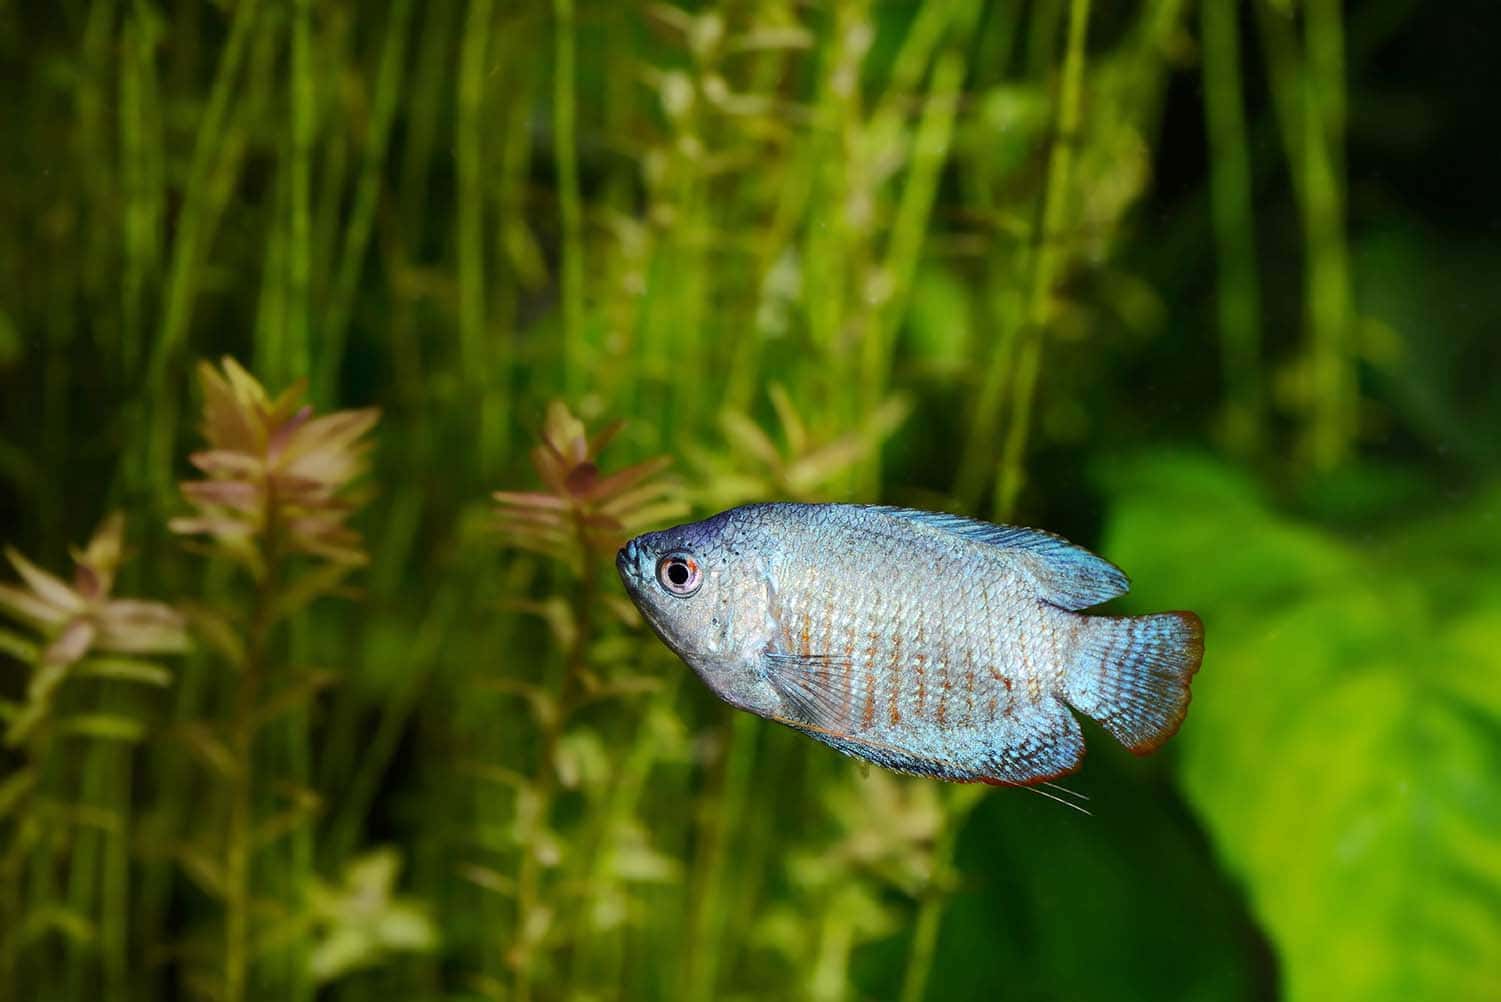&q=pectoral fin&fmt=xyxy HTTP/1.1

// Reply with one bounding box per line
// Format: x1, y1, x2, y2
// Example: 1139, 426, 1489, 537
761, 651, 862, 730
